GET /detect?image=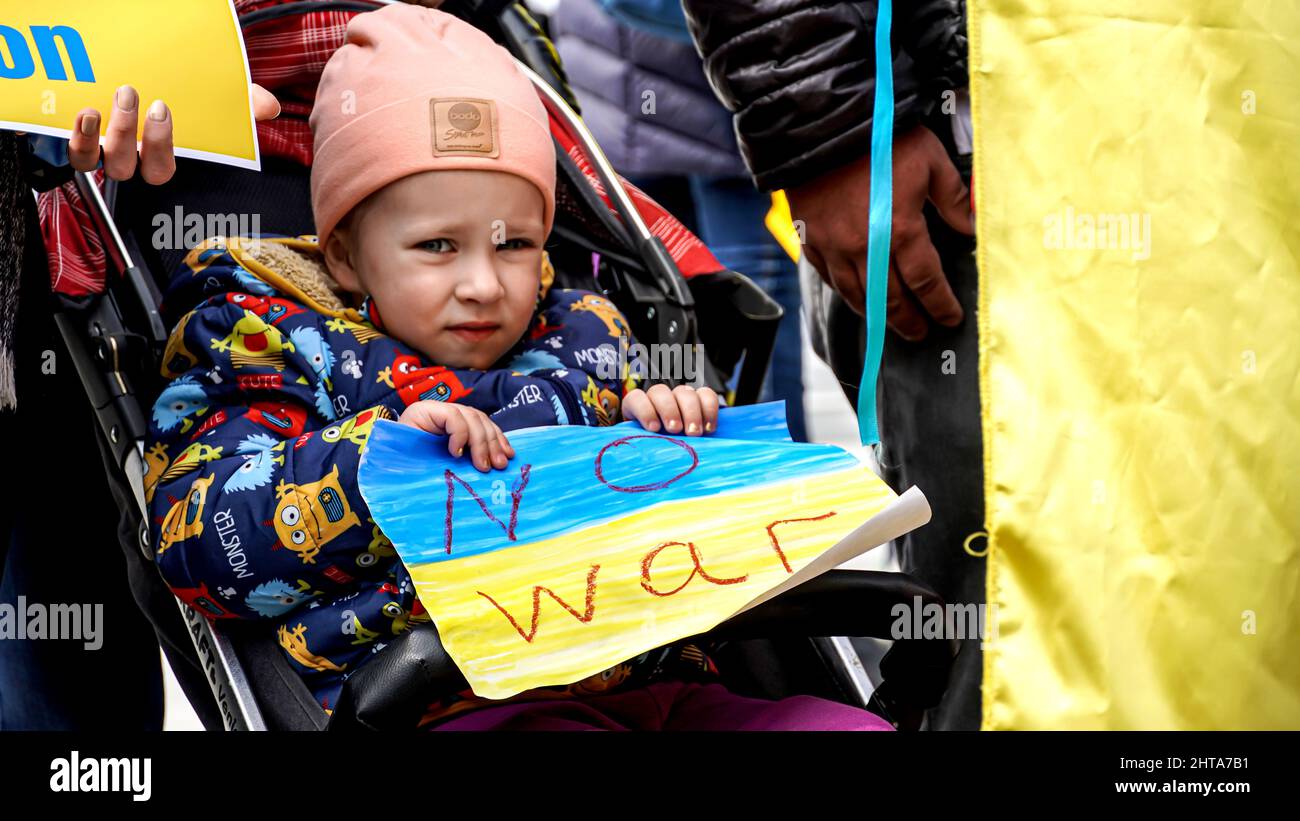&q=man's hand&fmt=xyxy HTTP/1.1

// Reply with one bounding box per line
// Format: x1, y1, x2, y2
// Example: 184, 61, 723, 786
622, 384, 720, 435
398, 401, 514, 472
788, 124, 973, 341
67, 84, 281, 185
